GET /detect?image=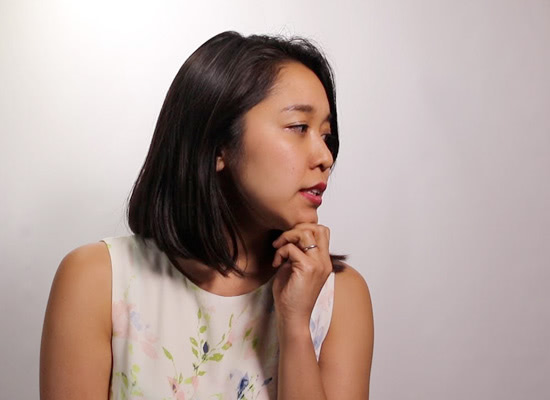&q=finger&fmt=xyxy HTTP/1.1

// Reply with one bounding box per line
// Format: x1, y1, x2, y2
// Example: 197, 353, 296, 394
314, 224, 330, 252
295, 223, 330, 252
272, 243, 313, 271
272, 229, 317, 250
